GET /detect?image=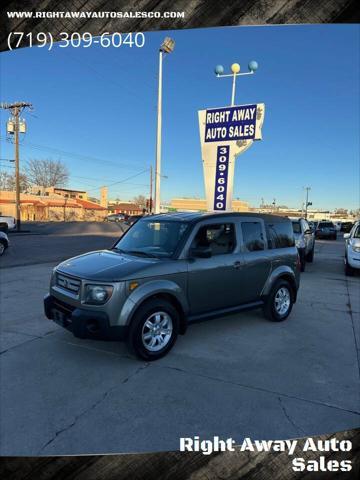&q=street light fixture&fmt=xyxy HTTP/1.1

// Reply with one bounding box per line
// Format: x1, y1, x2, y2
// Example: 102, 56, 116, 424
154, 37, 175, 214
214, 61, 259, 106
